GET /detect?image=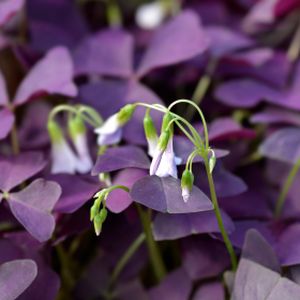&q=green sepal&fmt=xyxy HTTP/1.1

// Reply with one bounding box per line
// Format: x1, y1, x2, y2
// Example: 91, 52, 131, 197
68, 115, 86, 140
209, 150, 216, 173
93, 214, 103, 236
117, 104, 135, 125
99, 208, 108, 223
158, 130, 170, 150
161, 112, 173, 131
47, 120, 63, 143
143, 112, 157, 140
181, 169, 194, 191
